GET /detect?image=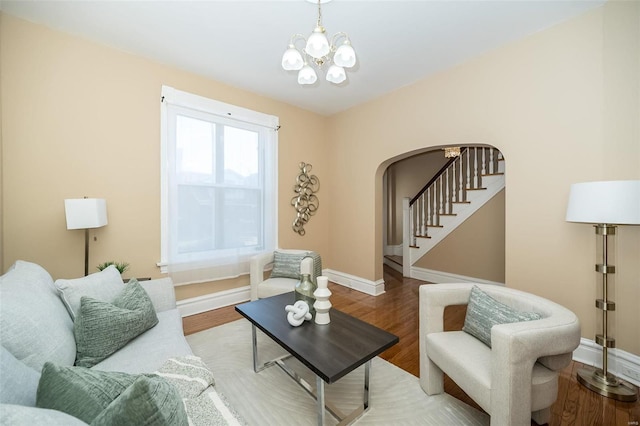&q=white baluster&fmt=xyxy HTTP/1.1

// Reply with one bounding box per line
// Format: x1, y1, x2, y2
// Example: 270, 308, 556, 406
421, 194, 426, 236
427, 186, 433, 226
459, 155, 465, 201
445, 169, 450, 214
481, 148, 486, 176
489, 148, 495, 174
466, 149, 471, 189
473, 147, 479, 188
439, 176, 444, 216
452, 162, 457, 203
